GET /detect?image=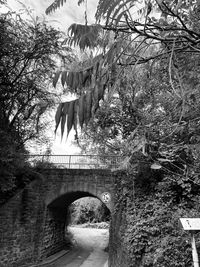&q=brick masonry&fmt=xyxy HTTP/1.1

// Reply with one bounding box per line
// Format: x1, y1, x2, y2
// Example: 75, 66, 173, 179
0, 169, 114, 267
